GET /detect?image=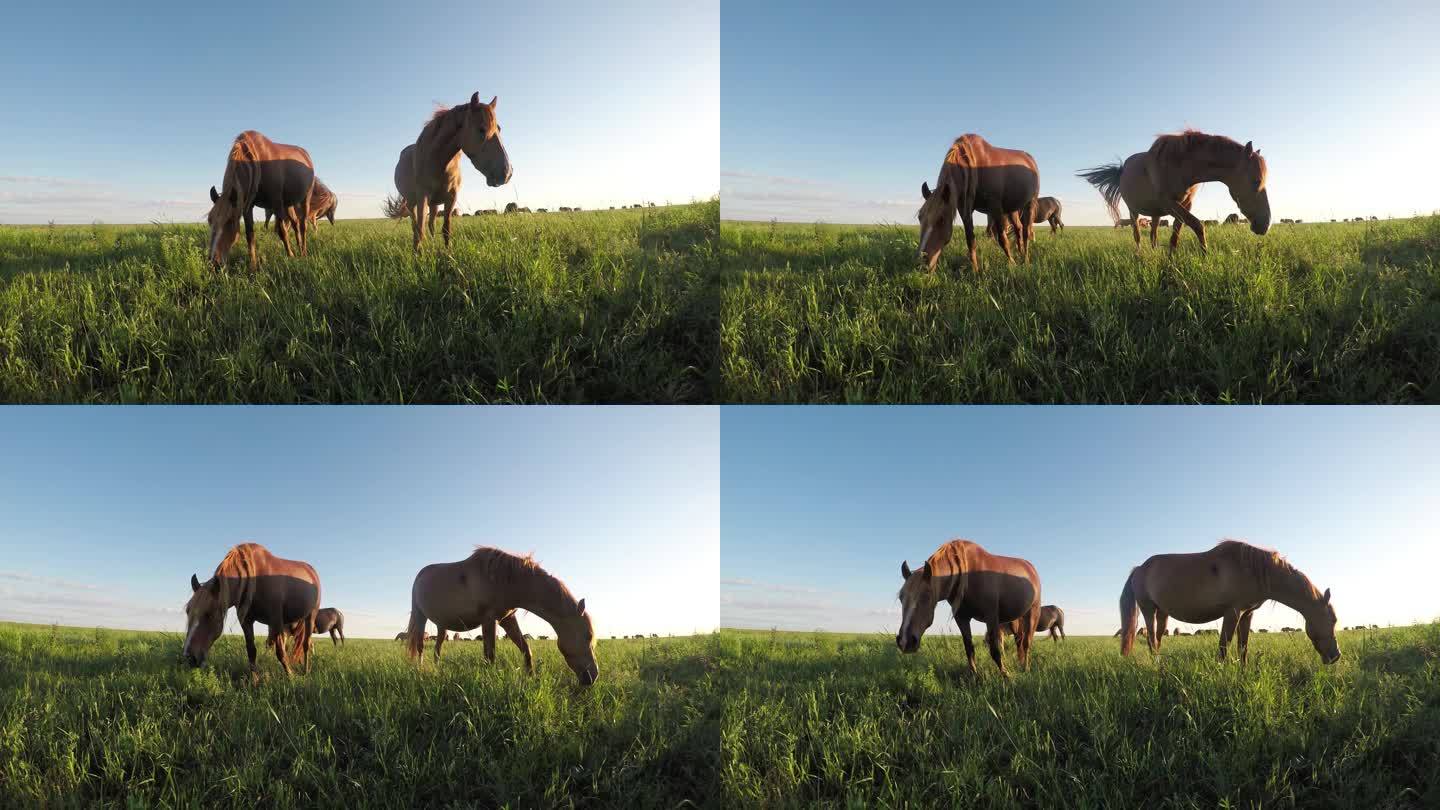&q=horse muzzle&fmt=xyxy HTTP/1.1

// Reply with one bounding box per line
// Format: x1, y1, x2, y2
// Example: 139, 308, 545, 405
896, 633, 920, 654
578, 666, 598, 686
184, 653, 204, 668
